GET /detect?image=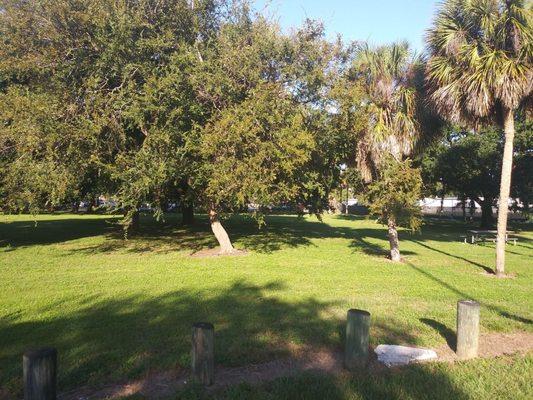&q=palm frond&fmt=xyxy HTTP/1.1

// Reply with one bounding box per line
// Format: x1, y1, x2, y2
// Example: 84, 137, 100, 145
426, 0, 533, 124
